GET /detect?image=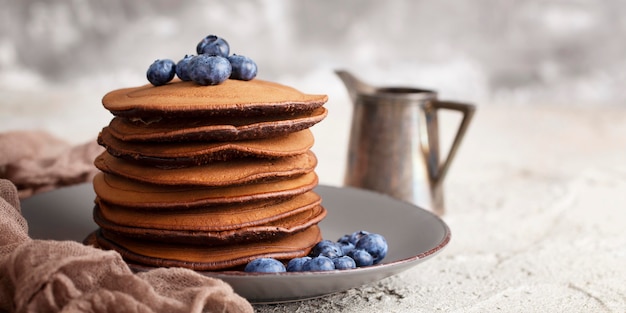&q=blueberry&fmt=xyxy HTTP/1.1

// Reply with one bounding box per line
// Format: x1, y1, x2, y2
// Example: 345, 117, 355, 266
337, 234, 351, 244
333, 256, 356, 270
310, 240, 343, 259
348, 231, 370, 245
286, 256, 311, 272
228, 54, 257, 81
355, 233, 388, 264
188, 55, 232, 86
337, 241, 355, 256
175, 55, 194, 81
244, 258, 286, 273
196, 35, 230, 57
146, 59, 176, 86
347, 249, 374, 267
302, 256, 335, 271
